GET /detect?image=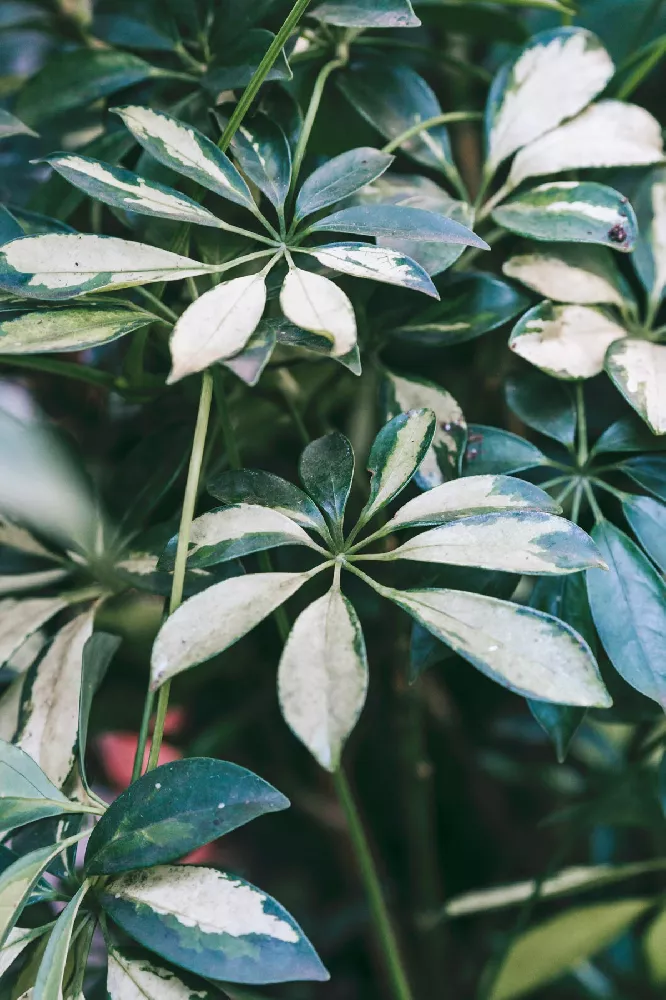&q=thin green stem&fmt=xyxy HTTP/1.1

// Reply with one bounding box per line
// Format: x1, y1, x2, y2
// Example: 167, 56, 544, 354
135, 287, 179, 323
591, 477, 630, 502
476, 181, 514, 222
553, 479, 577, 508
0, 354, 118, 391
575, 383, 589, 468
131, 687, 155, 783
616, 35, 666, 99
332, 767, 415, 1000
571, 482, 584, 525
289, 55, 348, 203
213, 370, 242, 471
583, 481, 604, 523
631, 0, 666, 50
382, 111, 483, 156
